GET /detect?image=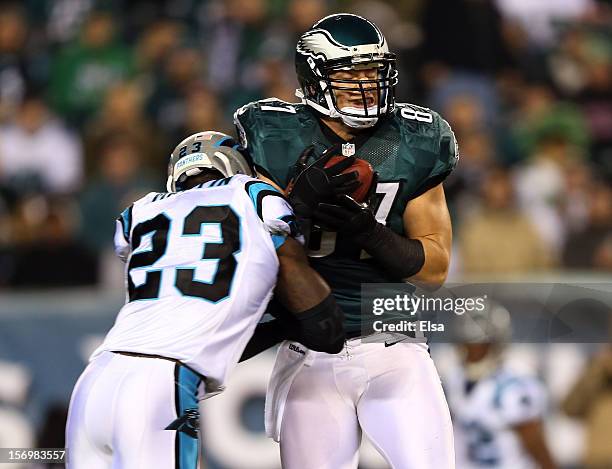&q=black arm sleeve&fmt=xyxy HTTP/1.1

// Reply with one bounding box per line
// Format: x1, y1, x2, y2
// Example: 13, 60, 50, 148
239, 320, 286, 362
291, 294, 345, 353
354, 223, 425, 280
239, 294, 346, 361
